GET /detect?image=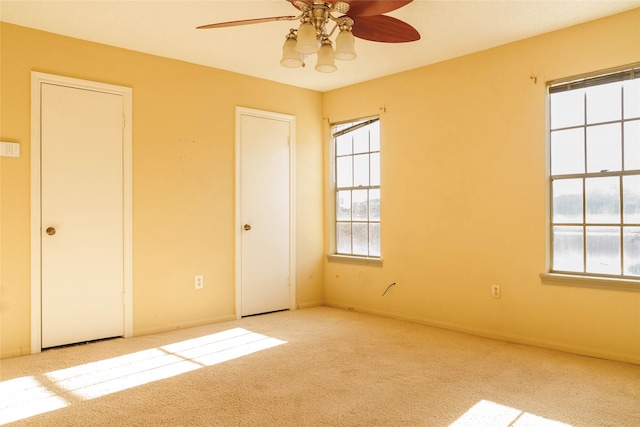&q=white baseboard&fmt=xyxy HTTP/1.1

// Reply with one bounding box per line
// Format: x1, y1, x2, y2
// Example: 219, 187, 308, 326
324, 301, 640, 366
133, 314, 238, 337
297, 300, 325, 309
